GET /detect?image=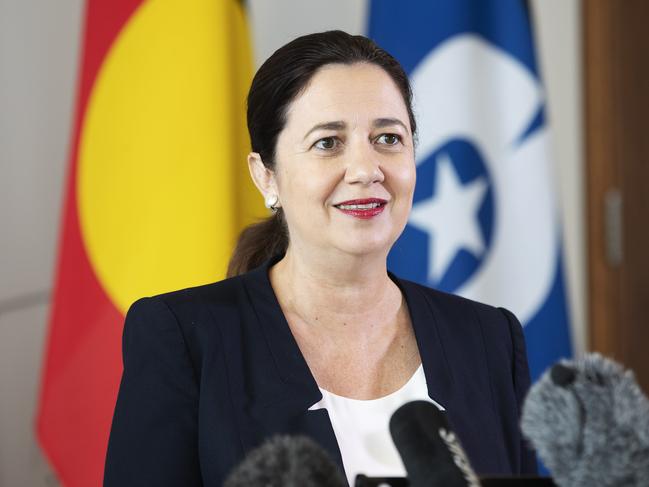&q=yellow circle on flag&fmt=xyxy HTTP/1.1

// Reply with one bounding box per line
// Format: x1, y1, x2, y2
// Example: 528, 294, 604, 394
78, 0, 261, 314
